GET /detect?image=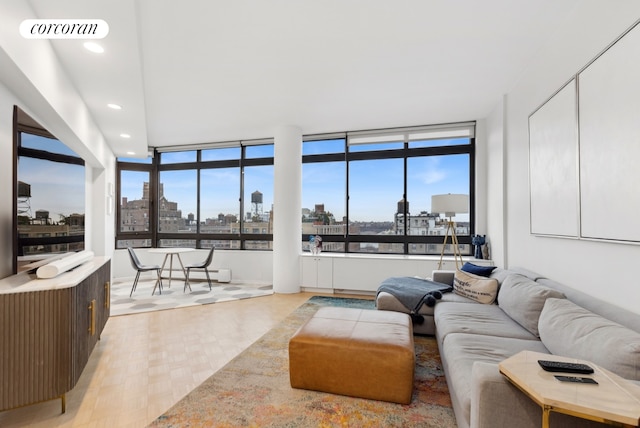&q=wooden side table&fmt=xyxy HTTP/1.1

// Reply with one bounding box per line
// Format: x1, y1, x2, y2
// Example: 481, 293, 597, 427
499, 350, 640, 428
